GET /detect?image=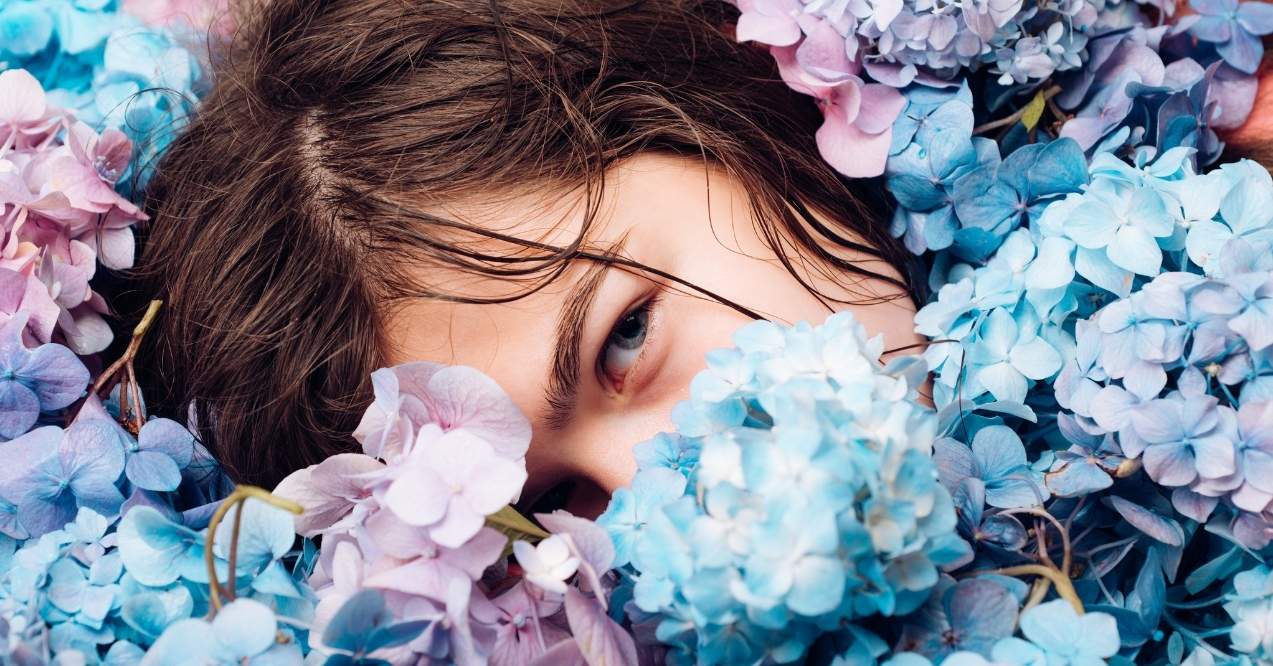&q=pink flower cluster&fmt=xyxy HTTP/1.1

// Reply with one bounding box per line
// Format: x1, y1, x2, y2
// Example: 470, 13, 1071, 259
275, 362, 635, 665
0, 70, 147, 354
736, 0, 906, 178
